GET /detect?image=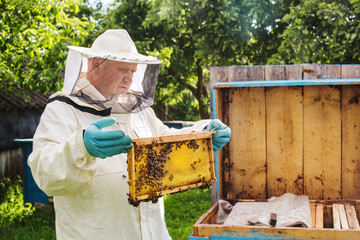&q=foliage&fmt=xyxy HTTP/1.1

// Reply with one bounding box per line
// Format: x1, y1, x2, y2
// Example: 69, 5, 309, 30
268, 0, 360, 64
164, 188, 212, 240
0, 178, 35, 225
0, 0, 94, 96
74, 0, 105, 47
3, 0, 360, 119
149, 0, 296, 118
102, 0, 296, 119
